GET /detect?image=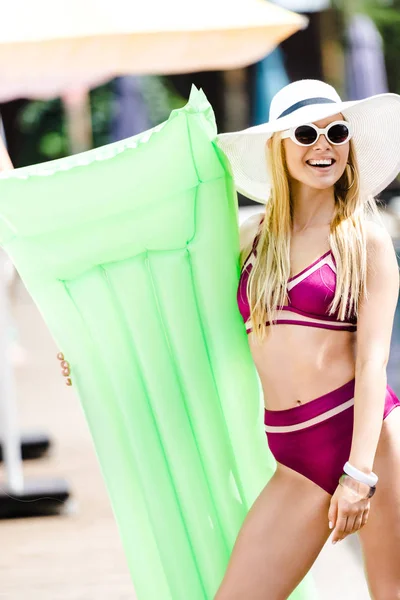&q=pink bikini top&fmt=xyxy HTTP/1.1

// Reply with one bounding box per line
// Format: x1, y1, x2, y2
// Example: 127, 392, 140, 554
237, 225, 357, 334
